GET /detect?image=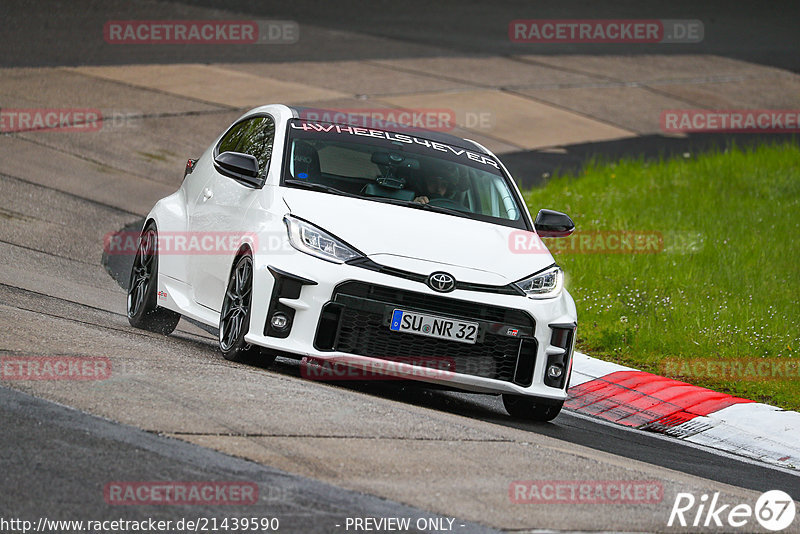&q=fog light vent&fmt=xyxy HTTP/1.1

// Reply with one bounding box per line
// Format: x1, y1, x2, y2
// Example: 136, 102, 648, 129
547, 364, 564, 379
545, 322, 576, 389
271, 312, 289, 330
